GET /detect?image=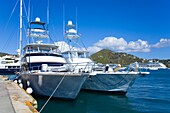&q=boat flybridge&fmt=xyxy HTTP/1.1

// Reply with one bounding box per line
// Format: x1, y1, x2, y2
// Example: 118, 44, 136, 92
61, 20, 94, 73
62, 50, 94, 73
21, 17, 68, 72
